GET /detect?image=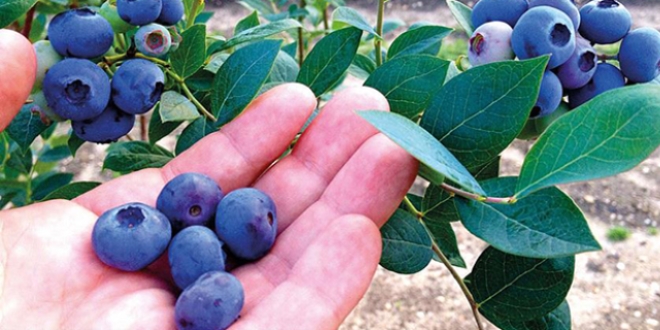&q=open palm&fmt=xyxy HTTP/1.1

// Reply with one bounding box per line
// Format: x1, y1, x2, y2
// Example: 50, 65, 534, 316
0, 83, 418, 330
